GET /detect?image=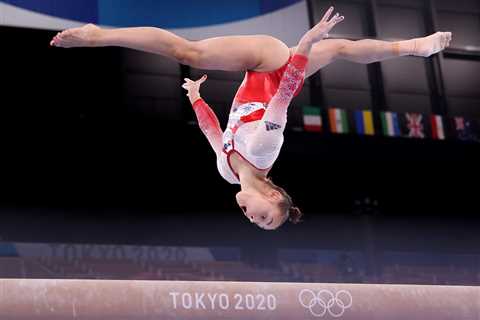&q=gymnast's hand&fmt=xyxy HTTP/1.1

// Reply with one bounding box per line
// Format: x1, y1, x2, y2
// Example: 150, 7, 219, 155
305, 6, 344, 43
182, 75, 207, 105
